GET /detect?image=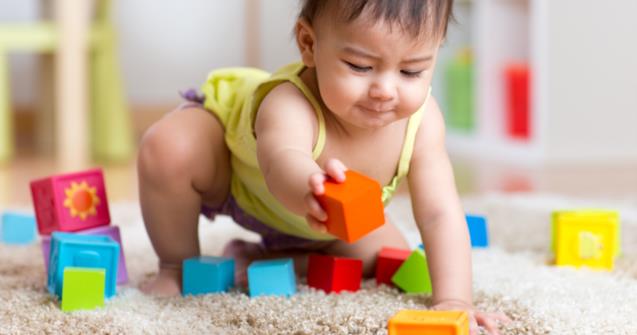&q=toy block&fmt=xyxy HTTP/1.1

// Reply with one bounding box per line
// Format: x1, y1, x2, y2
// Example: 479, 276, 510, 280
307, 254, 362, 293
182, 256, 235, 296
48, 232, 119, 298
391, 249, 432, 294
375, 247, 411, 286
61, 267, 105, 312
317, 170, 385, 243
466, 214, 489, 248
30, 168, 111, 235
41, 225, 128, 284
388, 310, 469, 335
552, 210, 620, 271
247, 258, 296, 297
1, 212, 36, 244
